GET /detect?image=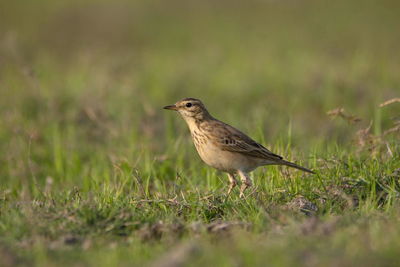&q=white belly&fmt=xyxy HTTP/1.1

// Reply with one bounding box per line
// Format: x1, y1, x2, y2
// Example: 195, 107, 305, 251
186, 120, 262, 173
